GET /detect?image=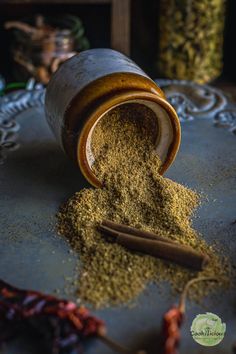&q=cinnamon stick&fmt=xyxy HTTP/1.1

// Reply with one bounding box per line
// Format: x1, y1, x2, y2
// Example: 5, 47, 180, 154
99, 223, 209, 271
101, 220, 176, 244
